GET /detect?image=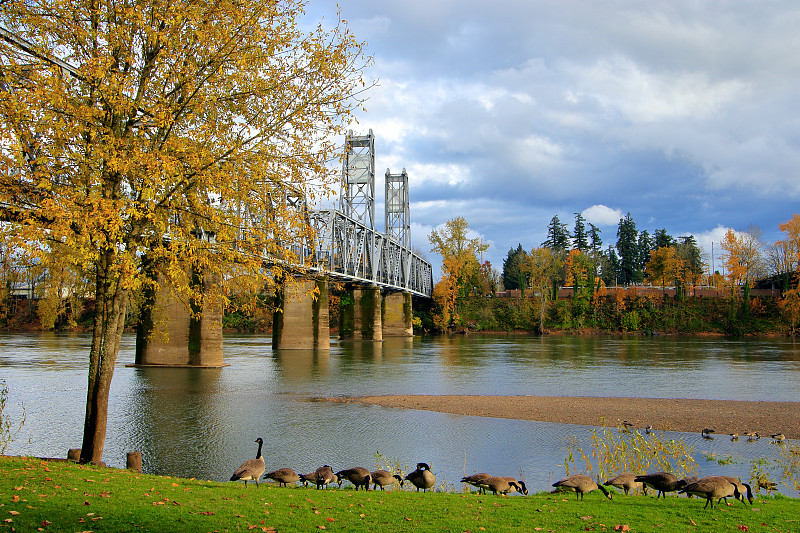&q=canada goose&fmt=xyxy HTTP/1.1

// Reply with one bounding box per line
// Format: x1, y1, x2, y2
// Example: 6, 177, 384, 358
371, 470, 403, 491
678, 477, 741, 509
701, 428, 715, 438
772, 433, 787, 443
460, 473, 492, 494
403, 462, 436, 492
622, 421, 634, 431
499, 477, 528, 495
481, 476, 522, 496
645, 425, 652, 434
730, 433, 739, 441
313, 465, 338, 490
229, 438, 266, 488
743, 431, 760, 441
717, 476, 754, 504
603, 472, 644, 495
263, 467, 300, 487
299, 472, 316, 487
336, 467, 372, 490
552, 474, 612, 501
634, 472, 687, 498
